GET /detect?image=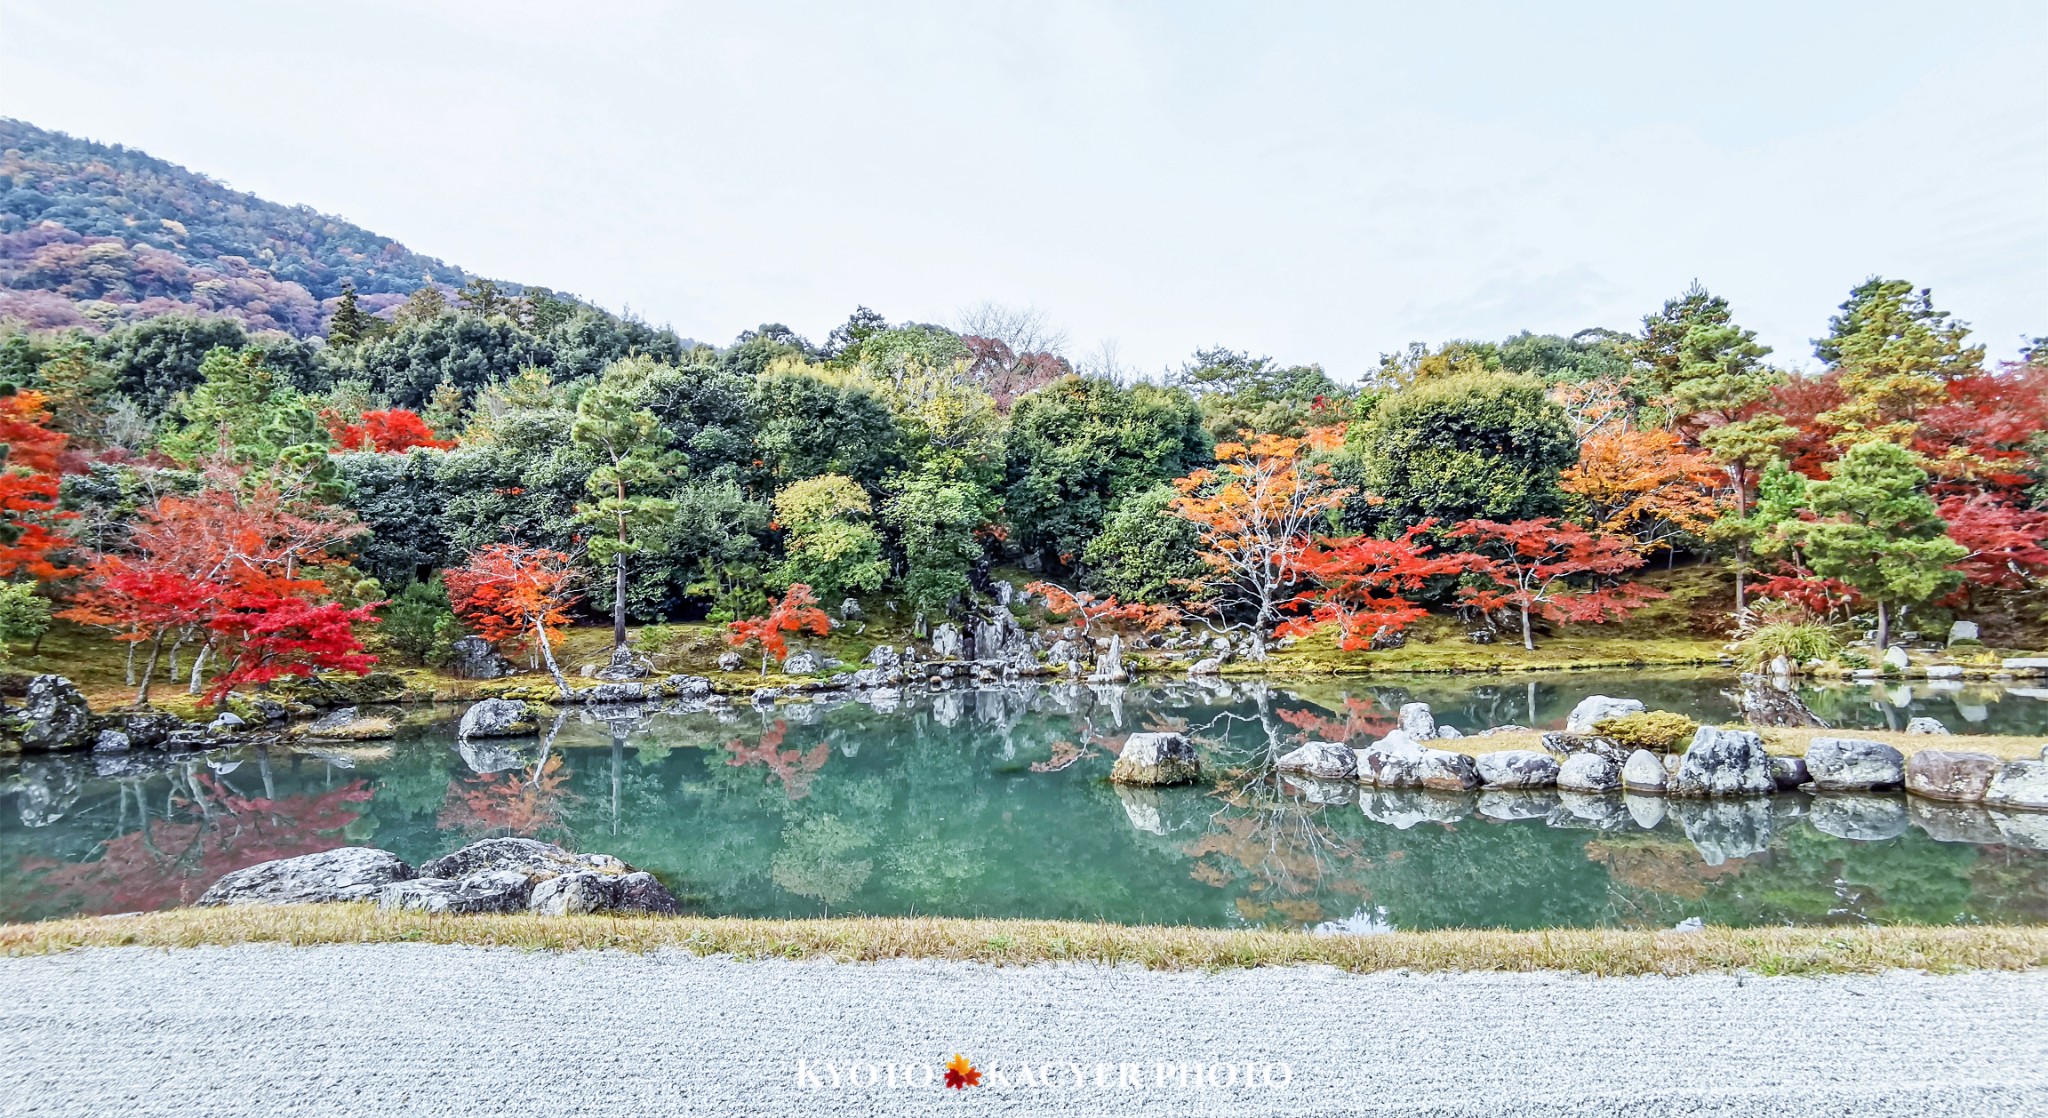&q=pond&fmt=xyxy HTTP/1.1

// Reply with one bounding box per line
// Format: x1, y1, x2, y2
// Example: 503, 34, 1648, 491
3, 671, 2046, 929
